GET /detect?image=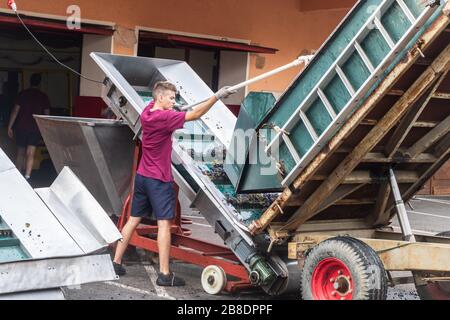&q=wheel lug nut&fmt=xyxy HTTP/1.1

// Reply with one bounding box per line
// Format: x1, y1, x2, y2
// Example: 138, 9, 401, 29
338, 270, 343, 275
332, 291, 337, 296
330, 278, 335, 282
